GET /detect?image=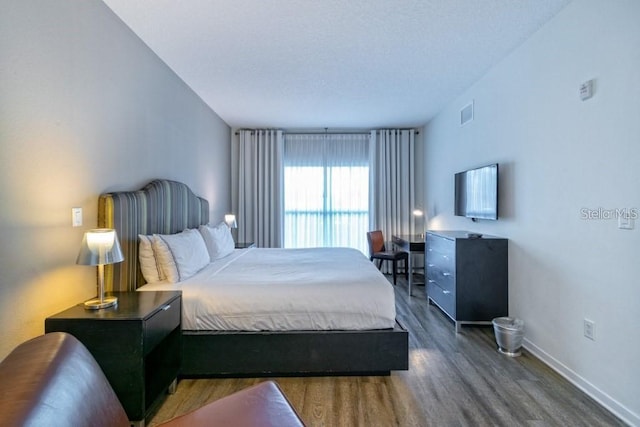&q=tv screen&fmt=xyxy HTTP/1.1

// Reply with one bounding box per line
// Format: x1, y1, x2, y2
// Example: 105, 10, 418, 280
454, 163, 499, 220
